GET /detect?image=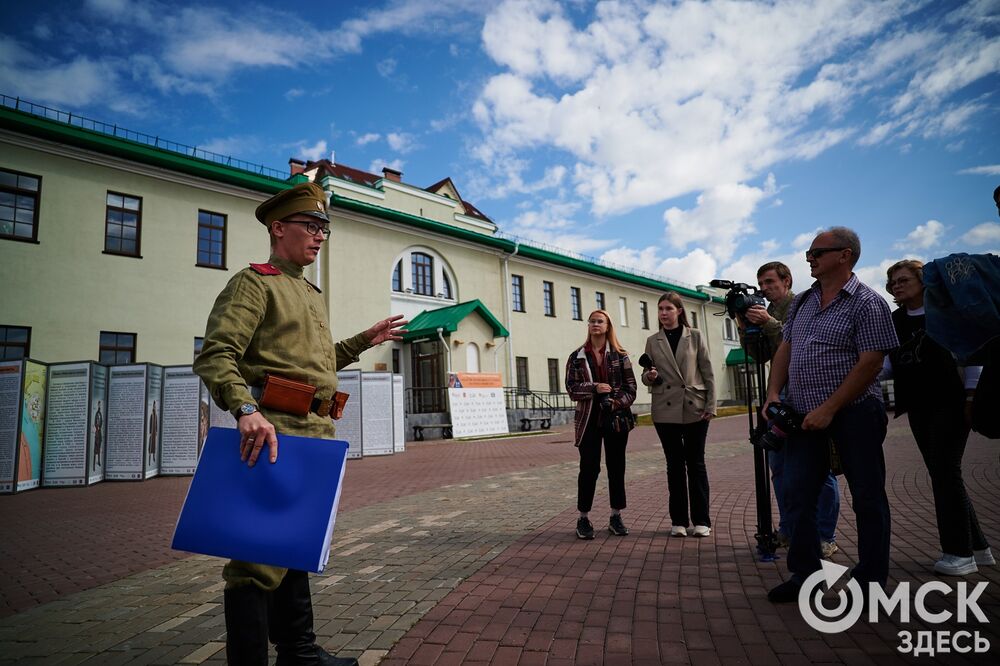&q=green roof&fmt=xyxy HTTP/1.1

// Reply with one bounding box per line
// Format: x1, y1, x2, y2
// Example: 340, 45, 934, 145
402, 299, 509, 342
725, 348, 749, 366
